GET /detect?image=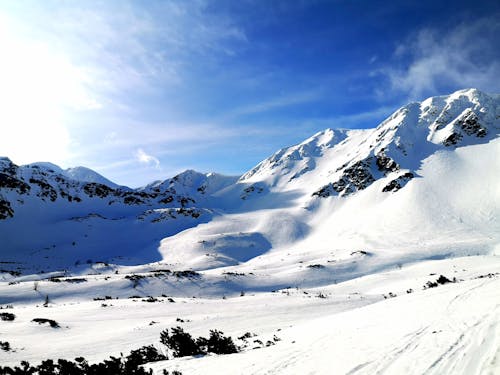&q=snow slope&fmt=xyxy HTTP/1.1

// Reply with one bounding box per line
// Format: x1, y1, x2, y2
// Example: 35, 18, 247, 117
148, 257, 500, 375
64, 166, 121, 188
